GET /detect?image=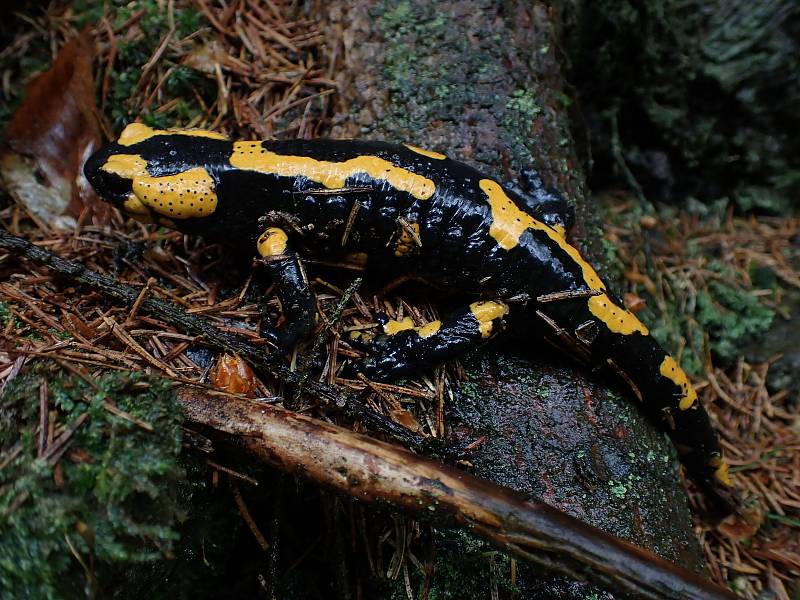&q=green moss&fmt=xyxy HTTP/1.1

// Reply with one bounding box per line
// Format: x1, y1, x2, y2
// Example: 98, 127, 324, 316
1, 1, 214, 137
643, 258, 774, 375
0, 360, 185, 598
0, 301, 16, 328
77, 0, 211, 131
